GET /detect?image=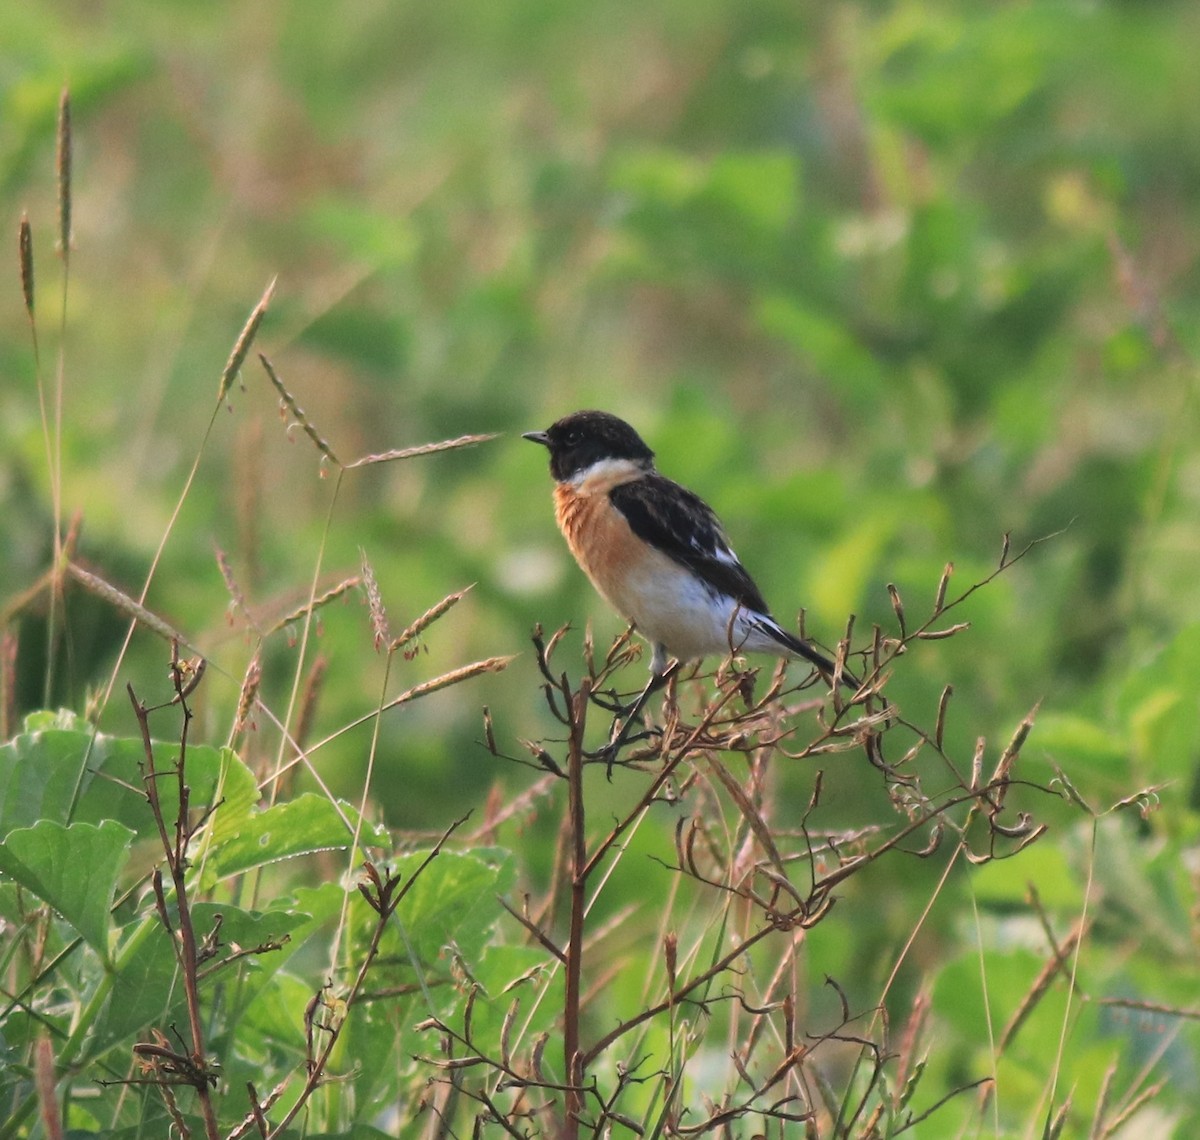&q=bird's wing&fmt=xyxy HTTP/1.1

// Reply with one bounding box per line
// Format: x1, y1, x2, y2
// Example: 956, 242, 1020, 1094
609, 474, 772, 614
611, 474, 857, 686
